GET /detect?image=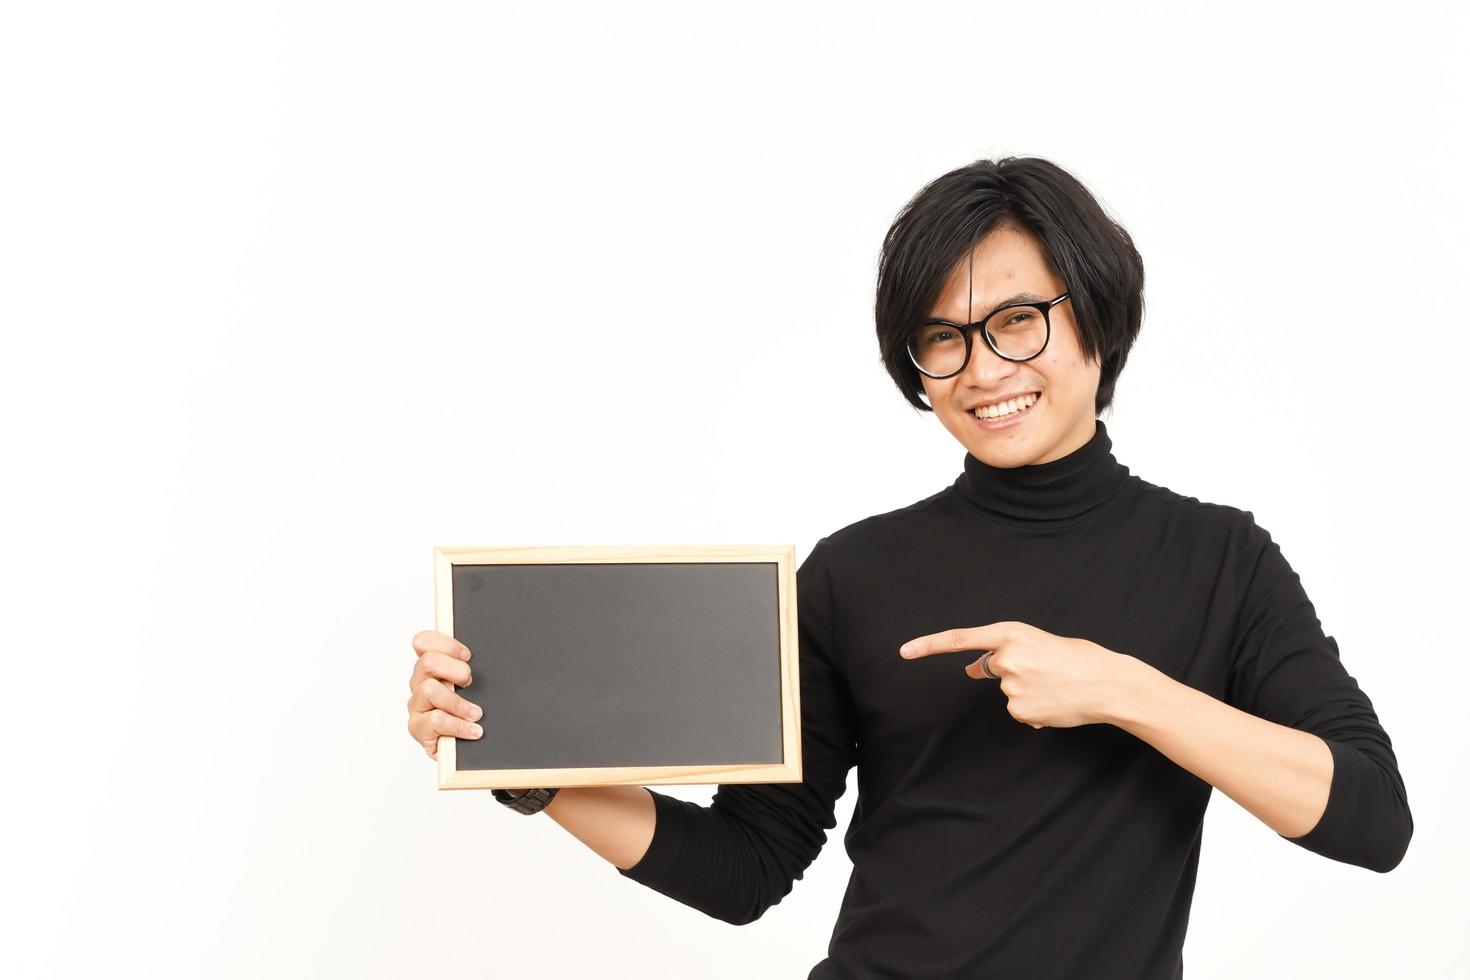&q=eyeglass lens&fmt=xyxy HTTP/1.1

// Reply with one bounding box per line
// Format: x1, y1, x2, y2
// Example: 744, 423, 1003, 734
908, 306, 1048, 376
